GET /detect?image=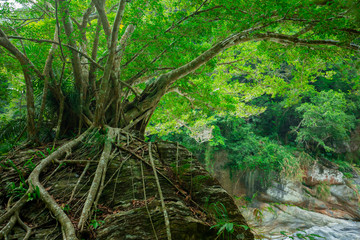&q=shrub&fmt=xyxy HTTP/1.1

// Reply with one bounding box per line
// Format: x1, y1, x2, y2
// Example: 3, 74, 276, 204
294, 90, 356, 152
